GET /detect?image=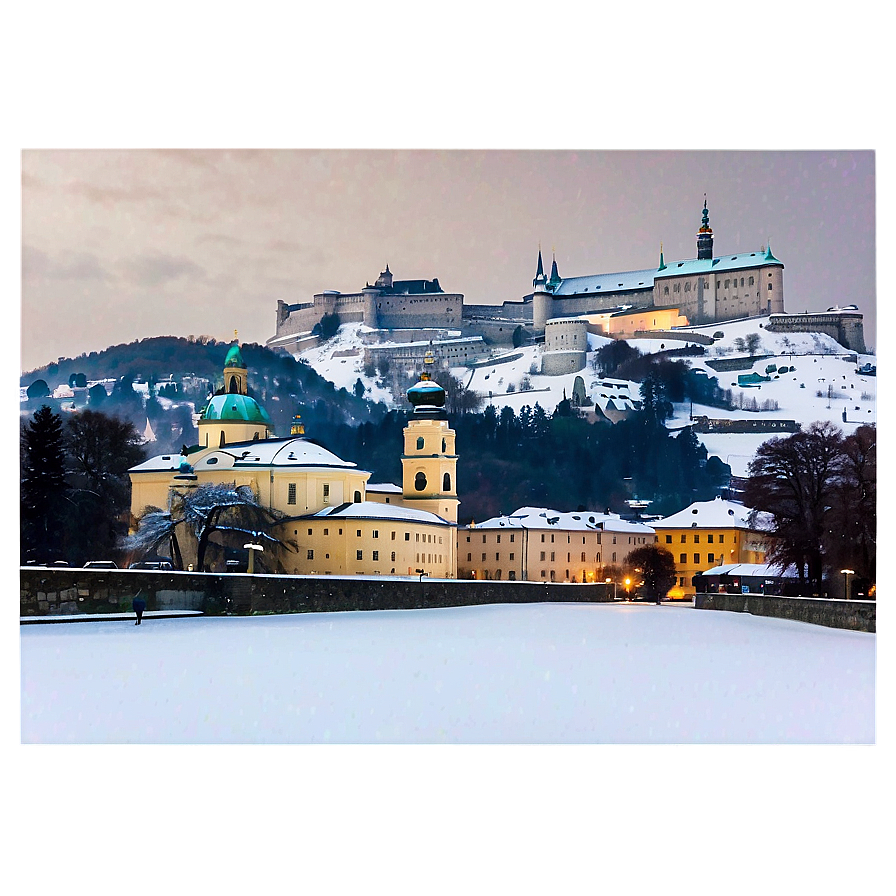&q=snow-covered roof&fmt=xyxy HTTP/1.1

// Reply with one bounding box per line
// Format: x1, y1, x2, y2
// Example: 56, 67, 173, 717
651, 497, 758, 530
366, 482, 403, 493
654, 250, 782, 280
130, 437, 362, 475
698, 562, 798, 578
554, 267, 658, 296
469, 506, 655, 534
304, 501, 451, 526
